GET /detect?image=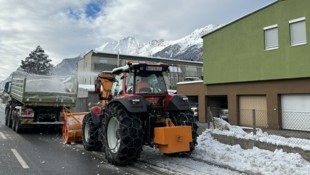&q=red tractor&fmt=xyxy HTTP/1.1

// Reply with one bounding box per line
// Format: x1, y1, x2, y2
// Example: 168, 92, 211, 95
81, 62, 198, 165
